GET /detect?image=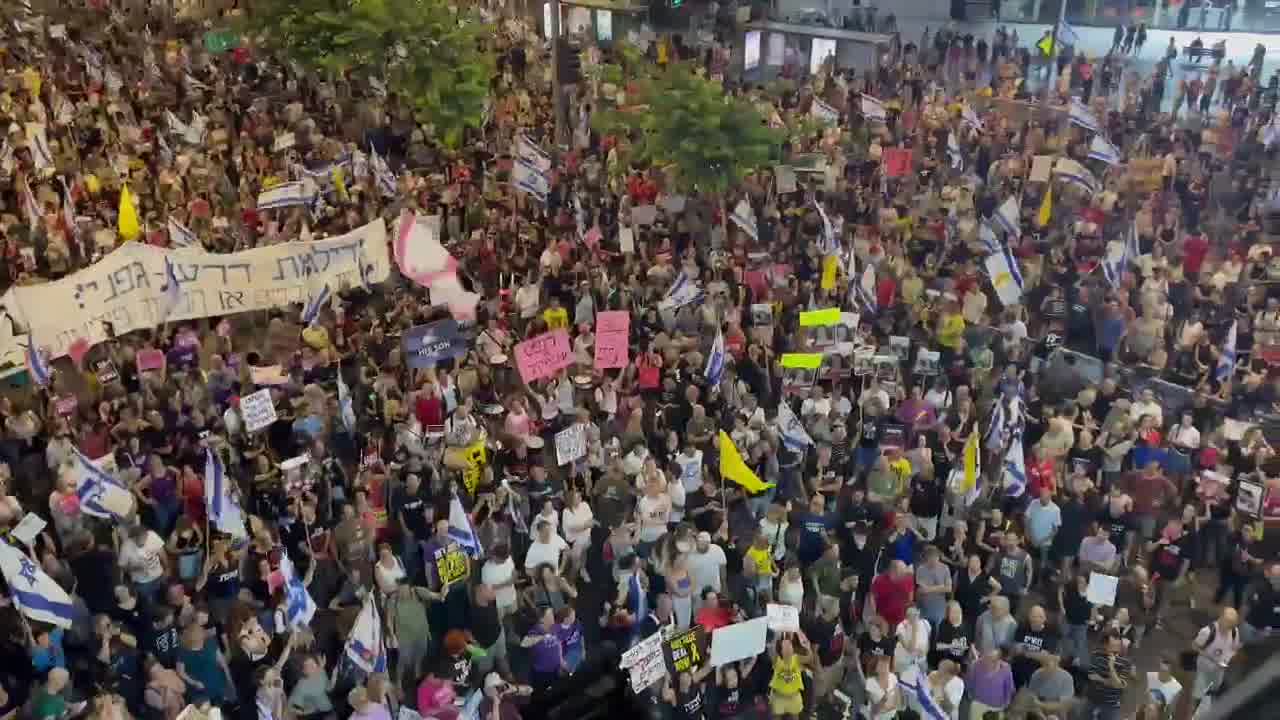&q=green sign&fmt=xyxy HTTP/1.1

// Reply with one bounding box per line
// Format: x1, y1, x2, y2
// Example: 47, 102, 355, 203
203, 30, 240, 55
